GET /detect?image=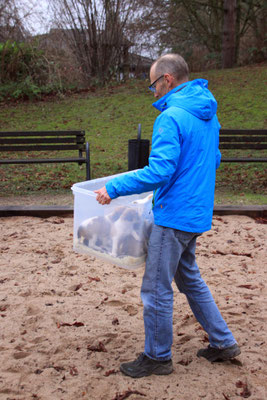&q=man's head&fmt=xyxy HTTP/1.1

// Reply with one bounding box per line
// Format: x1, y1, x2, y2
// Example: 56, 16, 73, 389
149, 53, 189, 99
